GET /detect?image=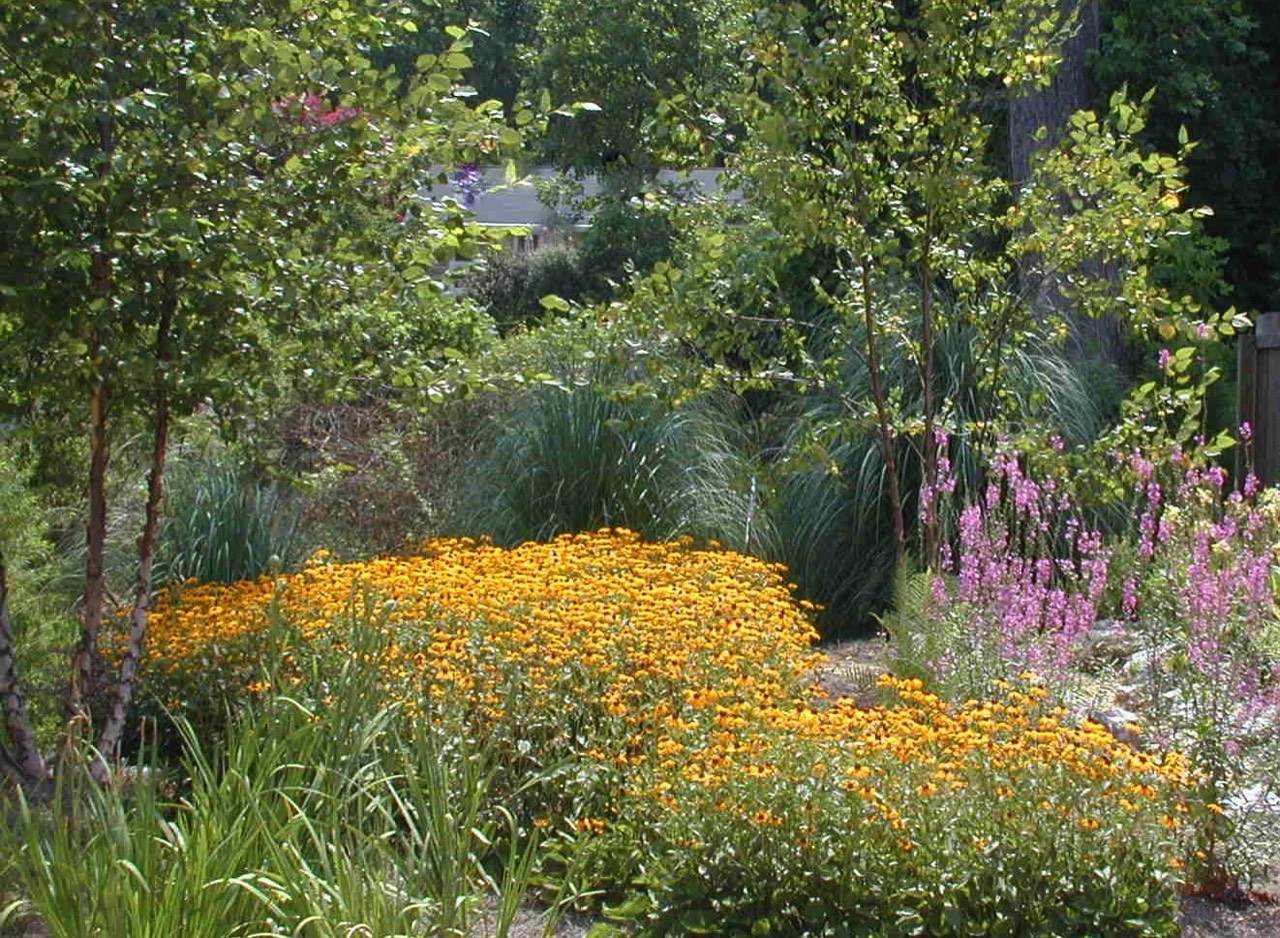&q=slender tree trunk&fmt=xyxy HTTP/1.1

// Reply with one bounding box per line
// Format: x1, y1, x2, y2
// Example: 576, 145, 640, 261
69, 104, 115, 729
862, 262, 906, 563
69, 376, 109, 728
0, 552, 48, 788
95, 284, 175, 772
919, 222, 939, 568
